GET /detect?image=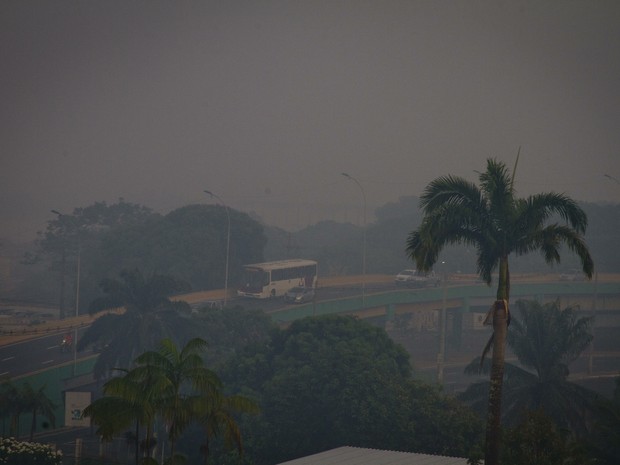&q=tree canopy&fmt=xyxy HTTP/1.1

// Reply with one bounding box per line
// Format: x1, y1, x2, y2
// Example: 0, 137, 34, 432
461, 299, 598, 436
84, 337, 257, 465
588, 377, 620, 465
99, 204, 266, 290
0, 379, 56, 440
22, 201, 266, 313
222, 314, 483, 464
77, 269, 195, 379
